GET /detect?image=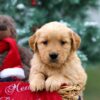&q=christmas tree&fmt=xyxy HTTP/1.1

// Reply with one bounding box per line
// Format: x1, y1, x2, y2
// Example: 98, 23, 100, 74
0, 0, 100, 62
